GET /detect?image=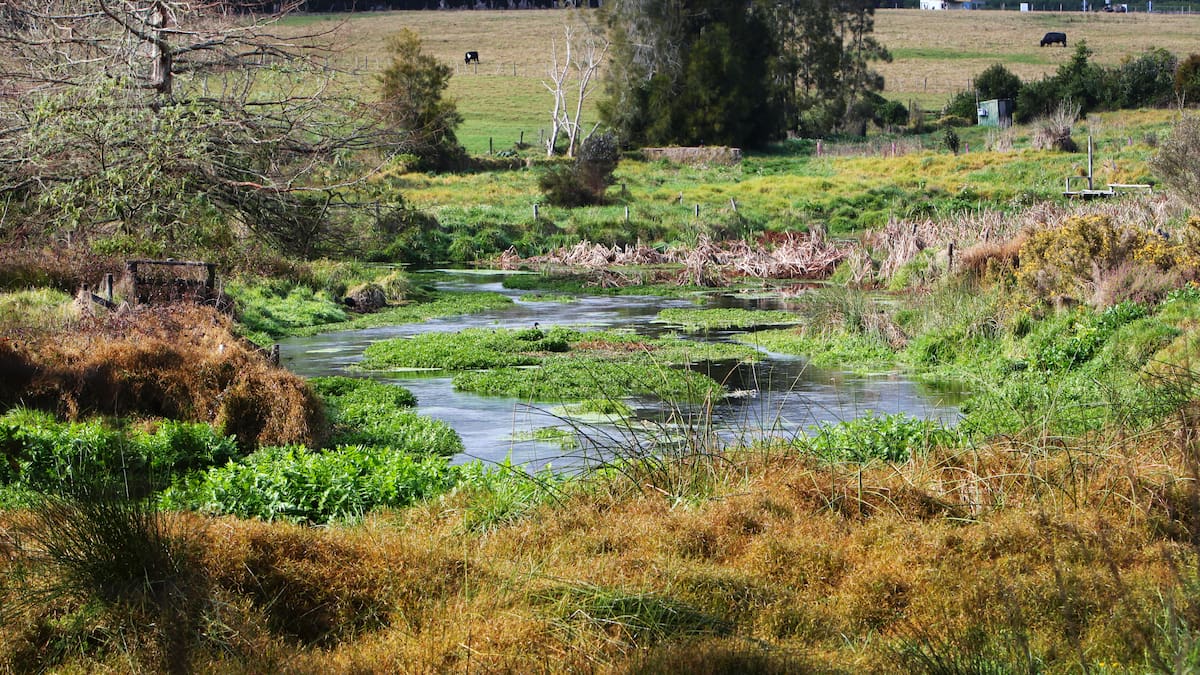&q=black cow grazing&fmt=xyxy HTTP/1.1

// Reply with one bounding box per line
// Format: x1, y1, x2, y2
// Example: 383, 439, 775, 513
1040, 32, 1067, 47
465, 51, 480, 64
